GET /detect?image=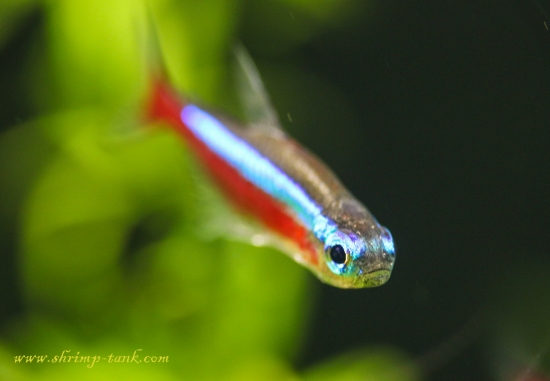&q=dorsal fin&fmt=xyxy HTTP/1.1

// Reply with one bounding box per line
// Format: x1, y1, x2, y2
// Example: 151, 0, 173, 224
232, 44, 286, 137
